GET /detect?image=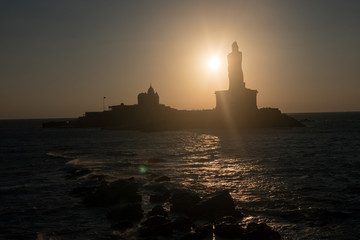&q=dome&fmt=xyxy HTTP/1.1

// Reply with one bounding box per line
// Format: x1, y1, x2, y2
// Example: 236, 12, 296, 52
147, 85, 155, 95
